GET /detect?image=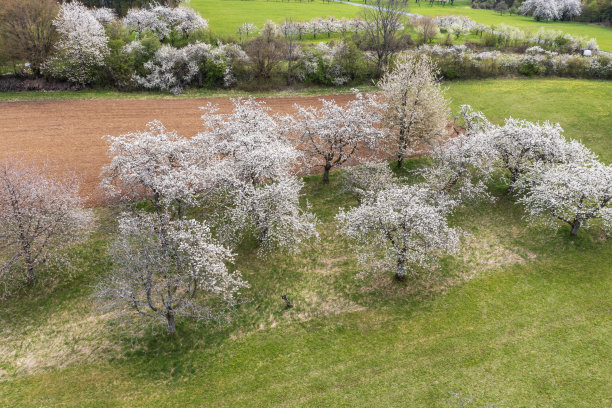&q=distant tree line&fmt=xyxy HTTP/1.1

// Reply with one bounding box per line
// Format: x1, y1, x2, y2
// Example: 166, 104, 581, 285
66, 0, 179, 16
472, 0, 612, 24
